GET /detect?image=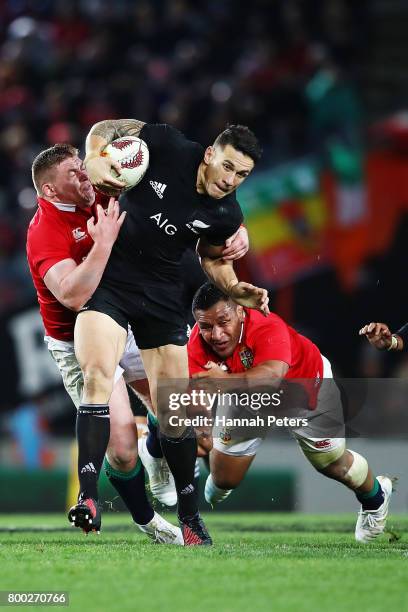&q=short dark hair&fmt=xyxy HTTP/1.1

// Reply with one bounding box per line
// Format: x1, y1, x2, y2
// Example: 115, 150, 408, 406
192, 282, 232, 314
213, 125, 262, 164
32, 143, 78, 194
